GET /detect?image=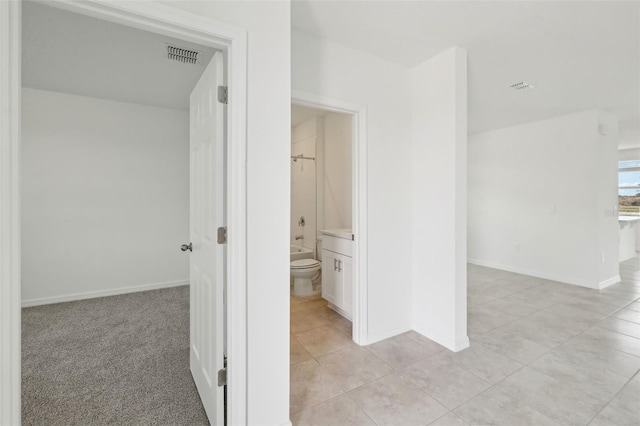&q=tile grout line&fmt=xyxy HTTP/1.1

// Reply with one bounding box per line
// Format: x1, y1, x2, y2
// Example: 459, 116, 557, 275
459, 267, 640, 423
584, 373, 639, 425
291, 261, 640, 425
342, 387, 382, 426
